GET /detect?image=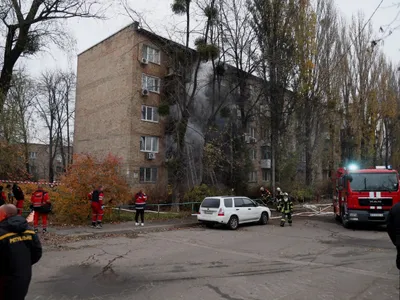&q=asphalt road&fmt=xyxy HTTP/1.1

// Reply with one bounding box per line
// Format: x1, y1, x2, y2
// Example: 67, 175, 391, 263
28, 216, 399, 300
